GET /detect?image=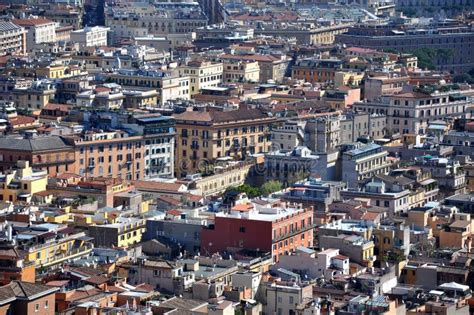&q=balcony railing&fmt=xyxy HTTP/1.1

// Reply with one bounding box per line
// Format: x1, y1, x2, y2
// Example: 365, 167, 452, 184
38, 243, 94, 268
